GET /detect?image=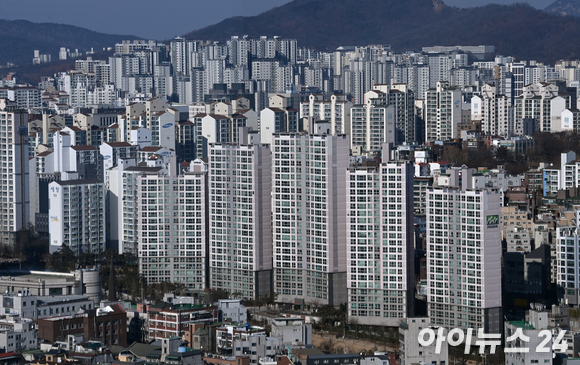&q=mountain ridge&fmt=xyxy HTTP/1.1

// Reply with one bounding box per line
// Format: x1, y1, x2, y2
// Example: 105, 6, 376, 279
544, 0, 580, 17
184, 0, 580, 63
0, 19, 141, 66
